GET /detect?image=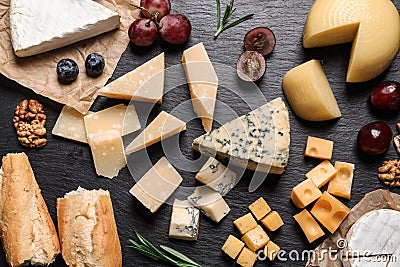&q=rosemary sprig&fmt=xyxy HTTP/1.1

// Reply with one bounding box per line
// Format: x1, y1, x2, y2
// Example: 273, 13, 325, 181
128, 230, 202, 267
214, 0, 254, 39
